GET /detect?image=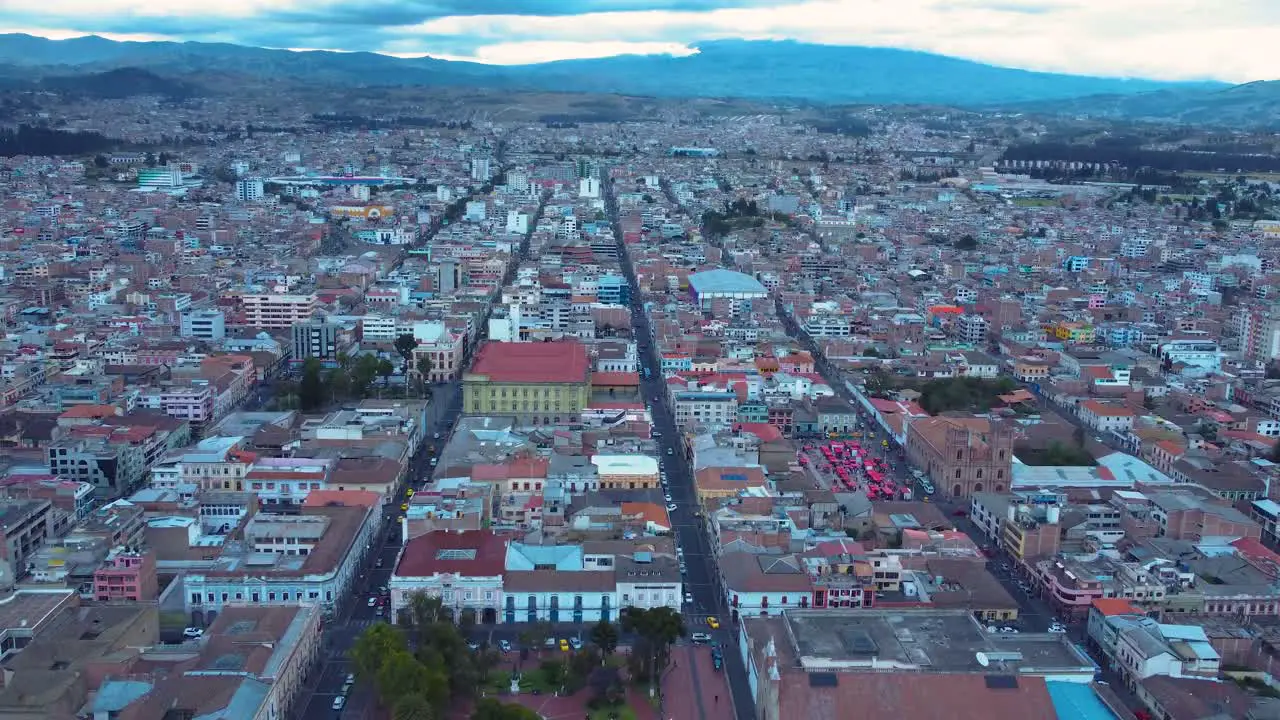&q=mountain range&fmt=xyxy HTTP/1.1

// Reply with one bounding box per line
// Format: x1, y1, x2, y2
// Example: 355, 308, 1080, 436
0, 33, 1273, 124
